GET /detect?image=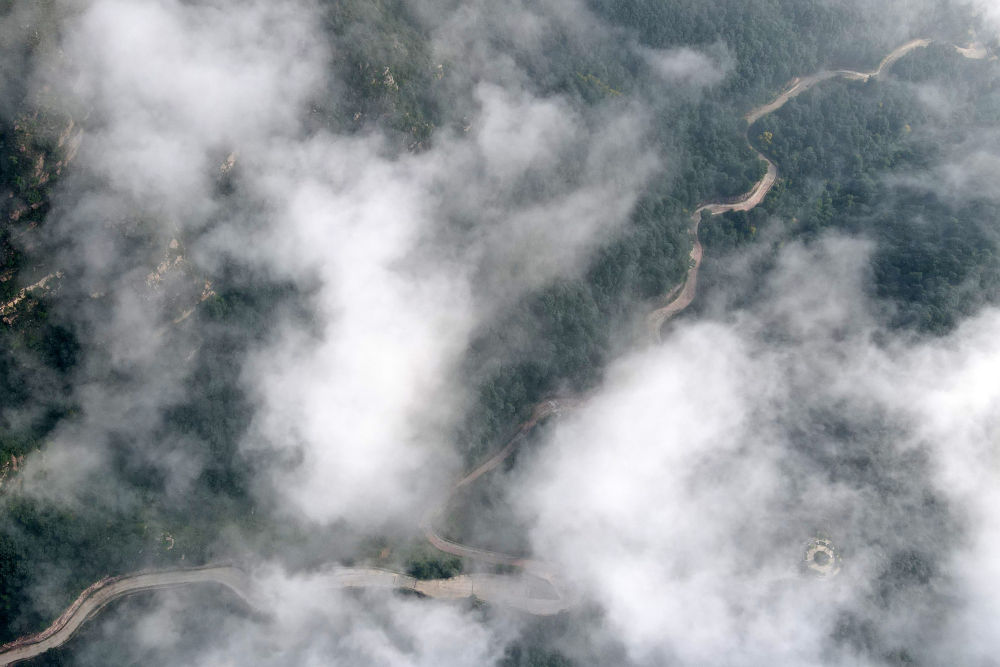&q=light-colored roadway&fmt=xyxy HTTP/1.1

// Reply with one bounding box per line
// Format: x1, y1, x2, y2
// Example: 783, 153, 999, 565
0, 567, 253, 666
0, 565, 569, 665
648, 37, 984, 341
